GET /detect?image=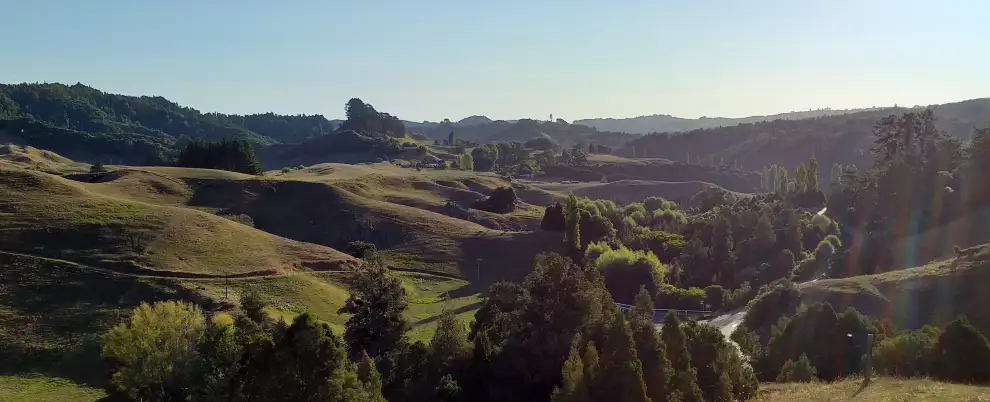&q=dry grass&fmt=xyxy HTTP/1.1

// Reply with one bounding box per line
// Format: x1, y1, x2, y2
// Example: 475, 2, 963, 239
0, 167, 356, 276
757, 377, 990, 401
